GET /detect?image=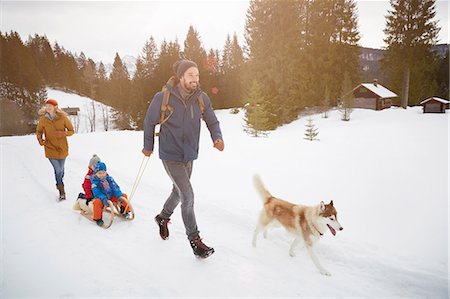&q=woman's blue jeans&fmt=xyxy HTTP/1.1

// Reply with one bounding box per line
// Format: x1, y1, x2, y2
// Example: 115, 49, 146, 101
48, 158, 66, 186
